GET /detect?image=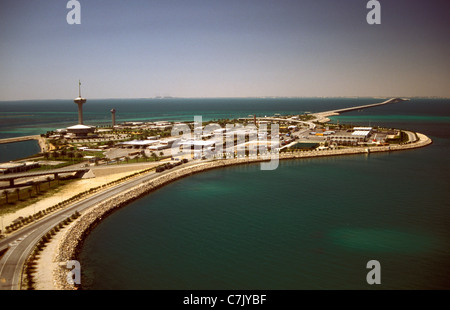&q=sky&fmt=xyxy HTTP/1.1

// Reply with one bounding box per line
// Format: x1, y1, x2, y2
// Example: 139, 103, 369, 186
0, 0, 449, 100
